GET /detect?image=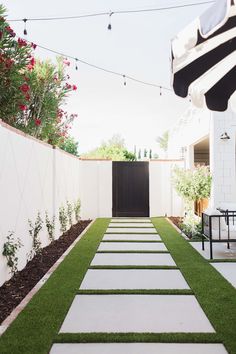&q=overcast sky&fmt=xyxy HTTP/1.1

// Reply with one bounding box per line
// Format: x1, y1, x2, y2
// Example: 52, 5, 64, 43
3, 0, 211, 154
